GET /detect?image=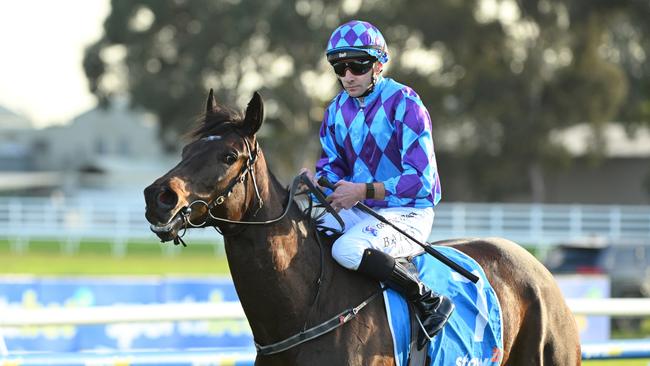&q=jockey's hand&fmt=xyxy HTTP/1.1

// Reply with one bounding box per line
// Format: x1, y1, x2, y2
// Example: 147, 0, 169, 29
328, 180, 365, 211
298, 168, 318, 188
